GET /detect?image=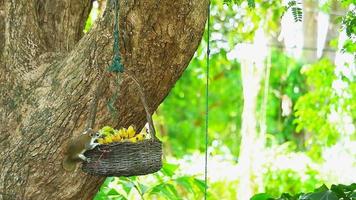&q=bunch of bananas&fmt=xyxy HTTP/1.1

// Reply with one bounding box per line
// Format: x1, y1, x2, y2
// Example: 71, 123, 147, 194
96, 125, 147, 145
